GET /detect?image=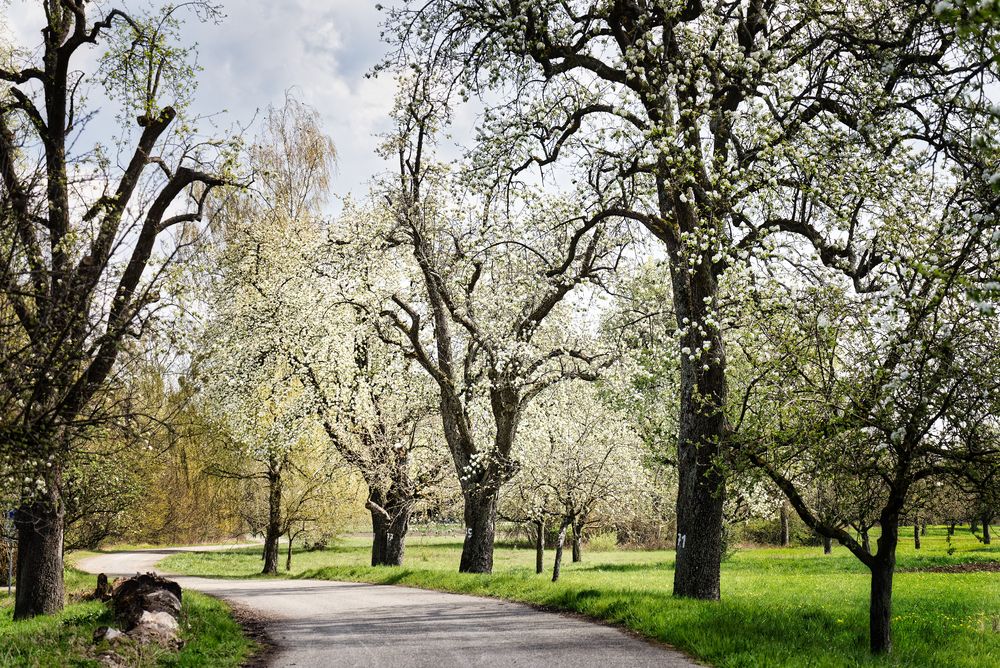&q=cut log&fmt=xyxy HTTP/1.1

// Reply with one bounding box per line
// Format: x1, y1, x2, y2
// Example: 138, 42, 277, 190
110, 573, 182, 631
